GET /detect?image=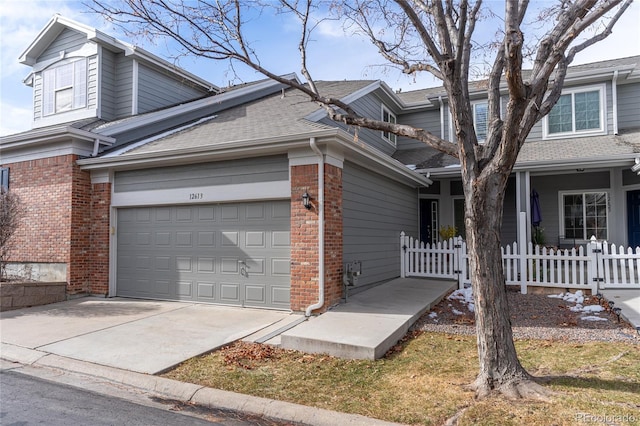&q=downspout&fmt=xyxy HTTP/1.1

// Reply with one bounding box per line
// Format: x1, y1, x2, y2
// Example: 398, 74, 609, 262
612, 70, 619, 135
305, 137, 325, 317
438, 96, 445, 139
